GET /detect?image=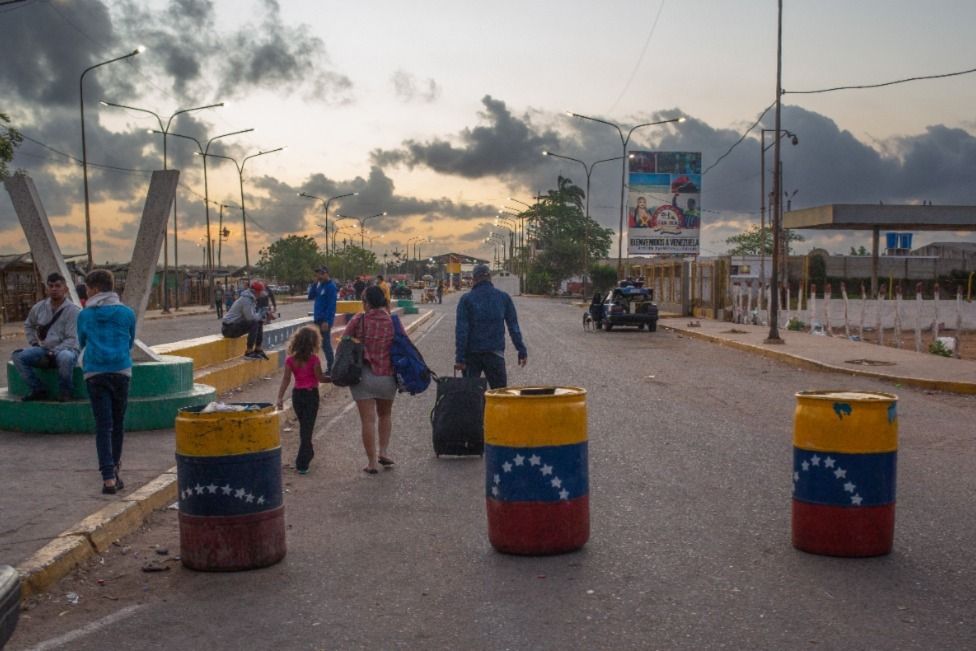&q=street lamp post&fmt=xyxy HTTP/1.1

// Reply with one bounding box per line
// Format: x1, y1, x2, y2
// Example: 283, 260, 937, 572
161, 128, 255, 305
767, 0, 786, 344
494, 217, 517, 272
542, 150, 623, 296
335, 212, 387, 248
80, 47, 143, 271
299, 191, 359, 257
217, 203, 231, 267
565, 112, 685, 276
102, 99, 223, 311
760, 128, 798, 303
205, 147, 286, 269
